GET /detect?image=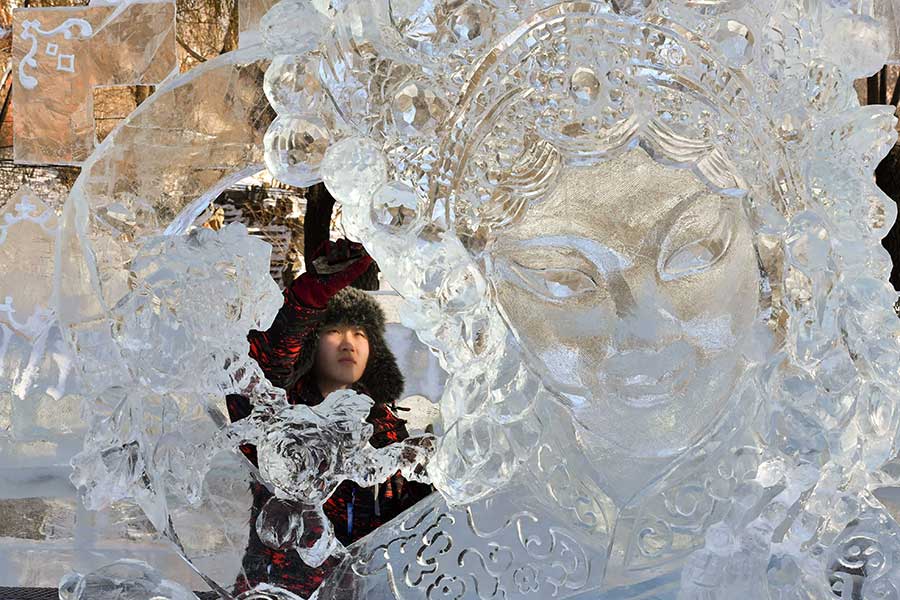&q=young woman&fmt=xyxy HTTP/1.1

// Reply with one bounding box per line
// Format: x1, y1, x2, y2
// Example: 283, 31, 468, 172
226, 239, 432, 598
